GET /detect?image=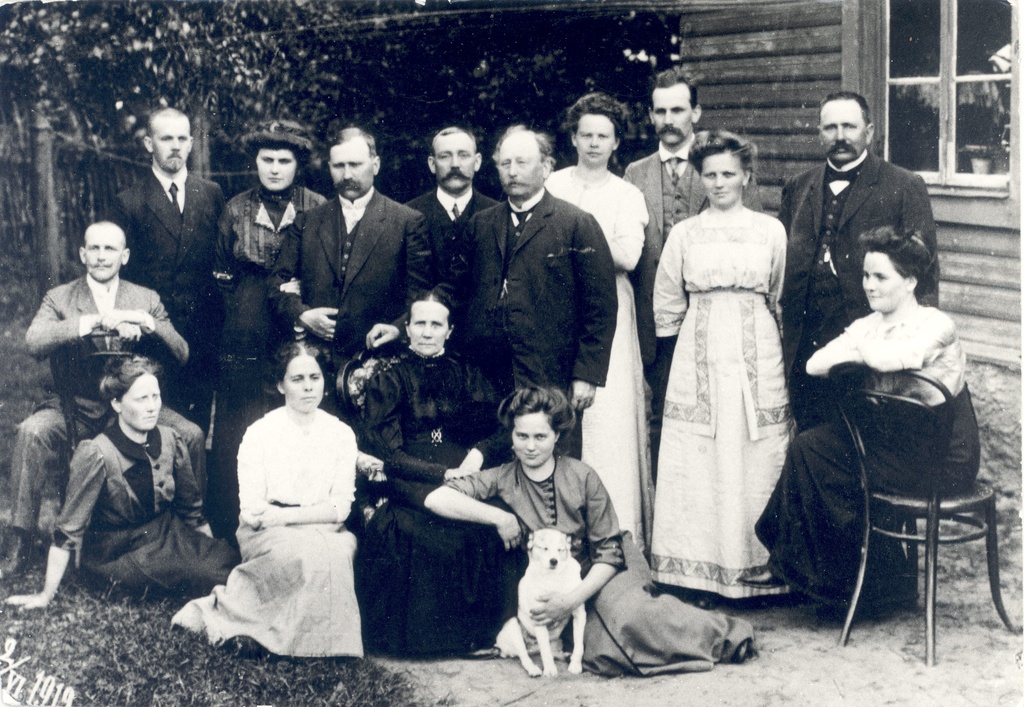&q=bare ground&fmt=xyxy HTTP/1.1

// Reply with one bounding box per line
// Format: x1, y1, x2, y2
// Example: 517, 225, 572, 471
379, 515, 1022, 707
